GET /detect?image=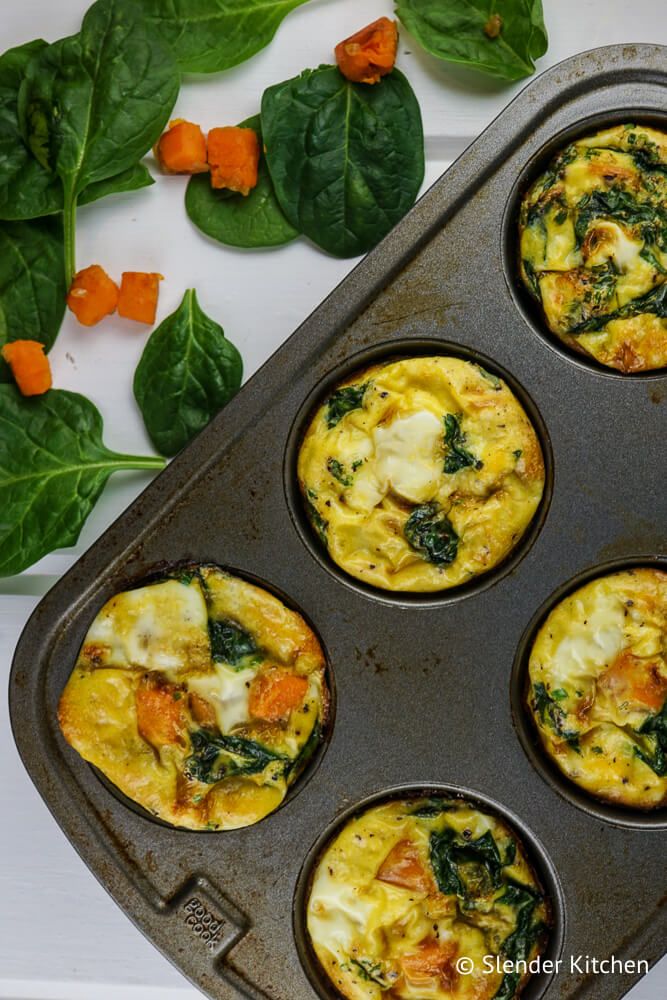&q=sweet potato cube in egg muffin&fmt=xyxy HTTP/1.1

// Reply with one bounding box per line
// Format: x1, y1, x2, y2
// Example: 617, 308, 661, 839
527, 567, 667, 809
58, 565, 329, 830
298, 356, 545, 593
306, 797, 550, 1000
